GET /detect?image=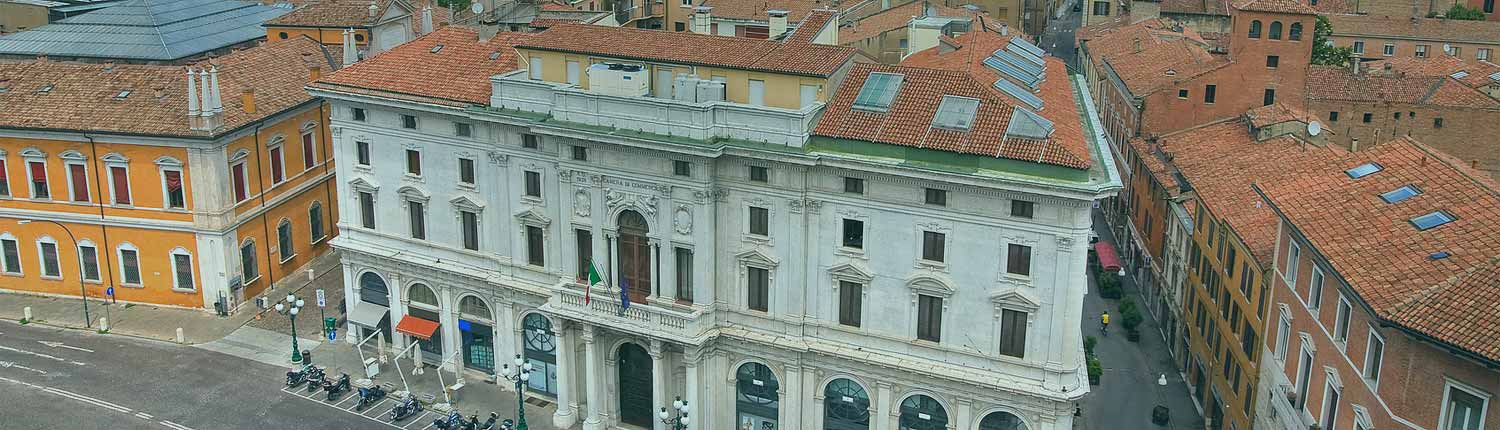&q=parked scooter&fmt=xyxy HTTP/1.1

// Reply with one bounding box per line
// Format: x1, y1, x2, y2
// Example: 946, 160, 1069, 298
285, 364, 313, 387
432, 411, 466, 430
324, 373, 351, 401
305, 367, 327, 393
389, 395, 422, 421
476, 412, 499, 430
354, 384, 388, 411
